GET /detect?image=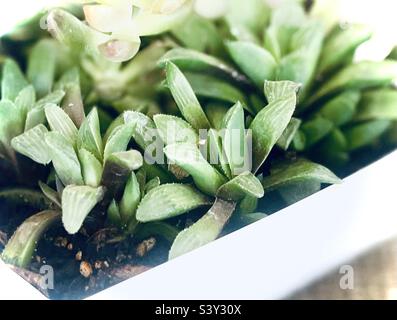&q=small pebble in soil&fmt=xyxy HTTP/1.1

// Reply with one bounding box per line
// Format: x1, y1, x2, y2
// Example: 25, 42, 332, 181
75, 251, 82, 261
80, 261, 93, 278
136, 237, 156, 257
35, 256, 41, 263
55, 237, 68, 248
67, 243, 73, 251
94, 260, 103, 270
